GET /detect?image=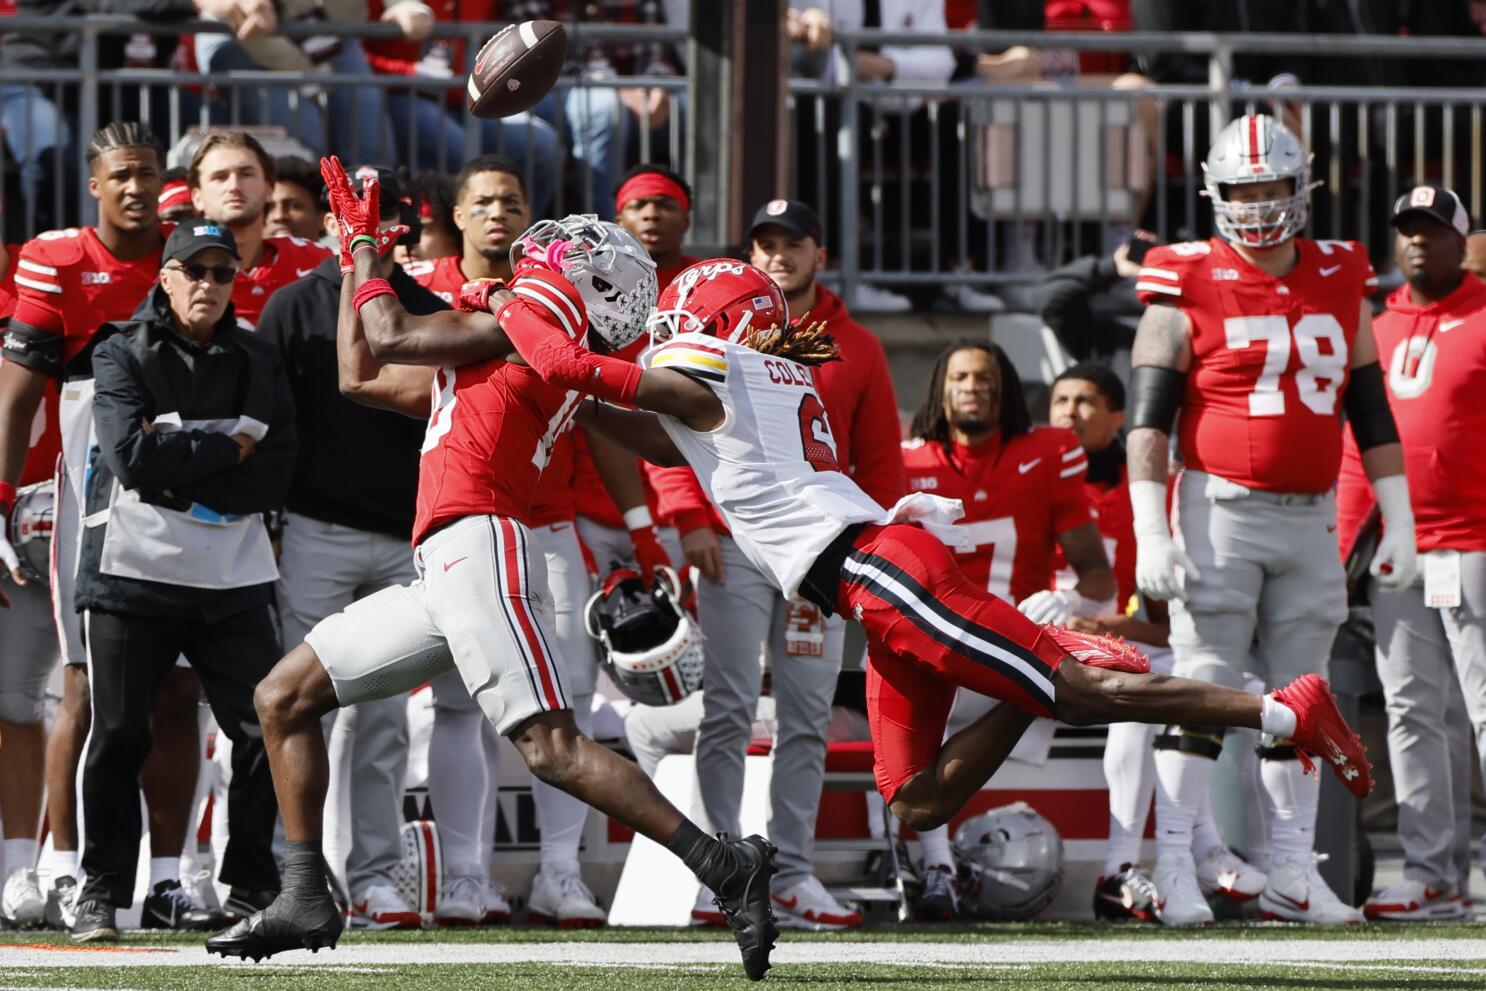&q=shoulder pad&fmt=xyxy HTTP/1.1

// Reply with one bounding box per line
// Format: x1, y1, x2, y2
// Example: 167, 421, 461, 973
22, 229, 85, 269
403, 259, 436, 278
